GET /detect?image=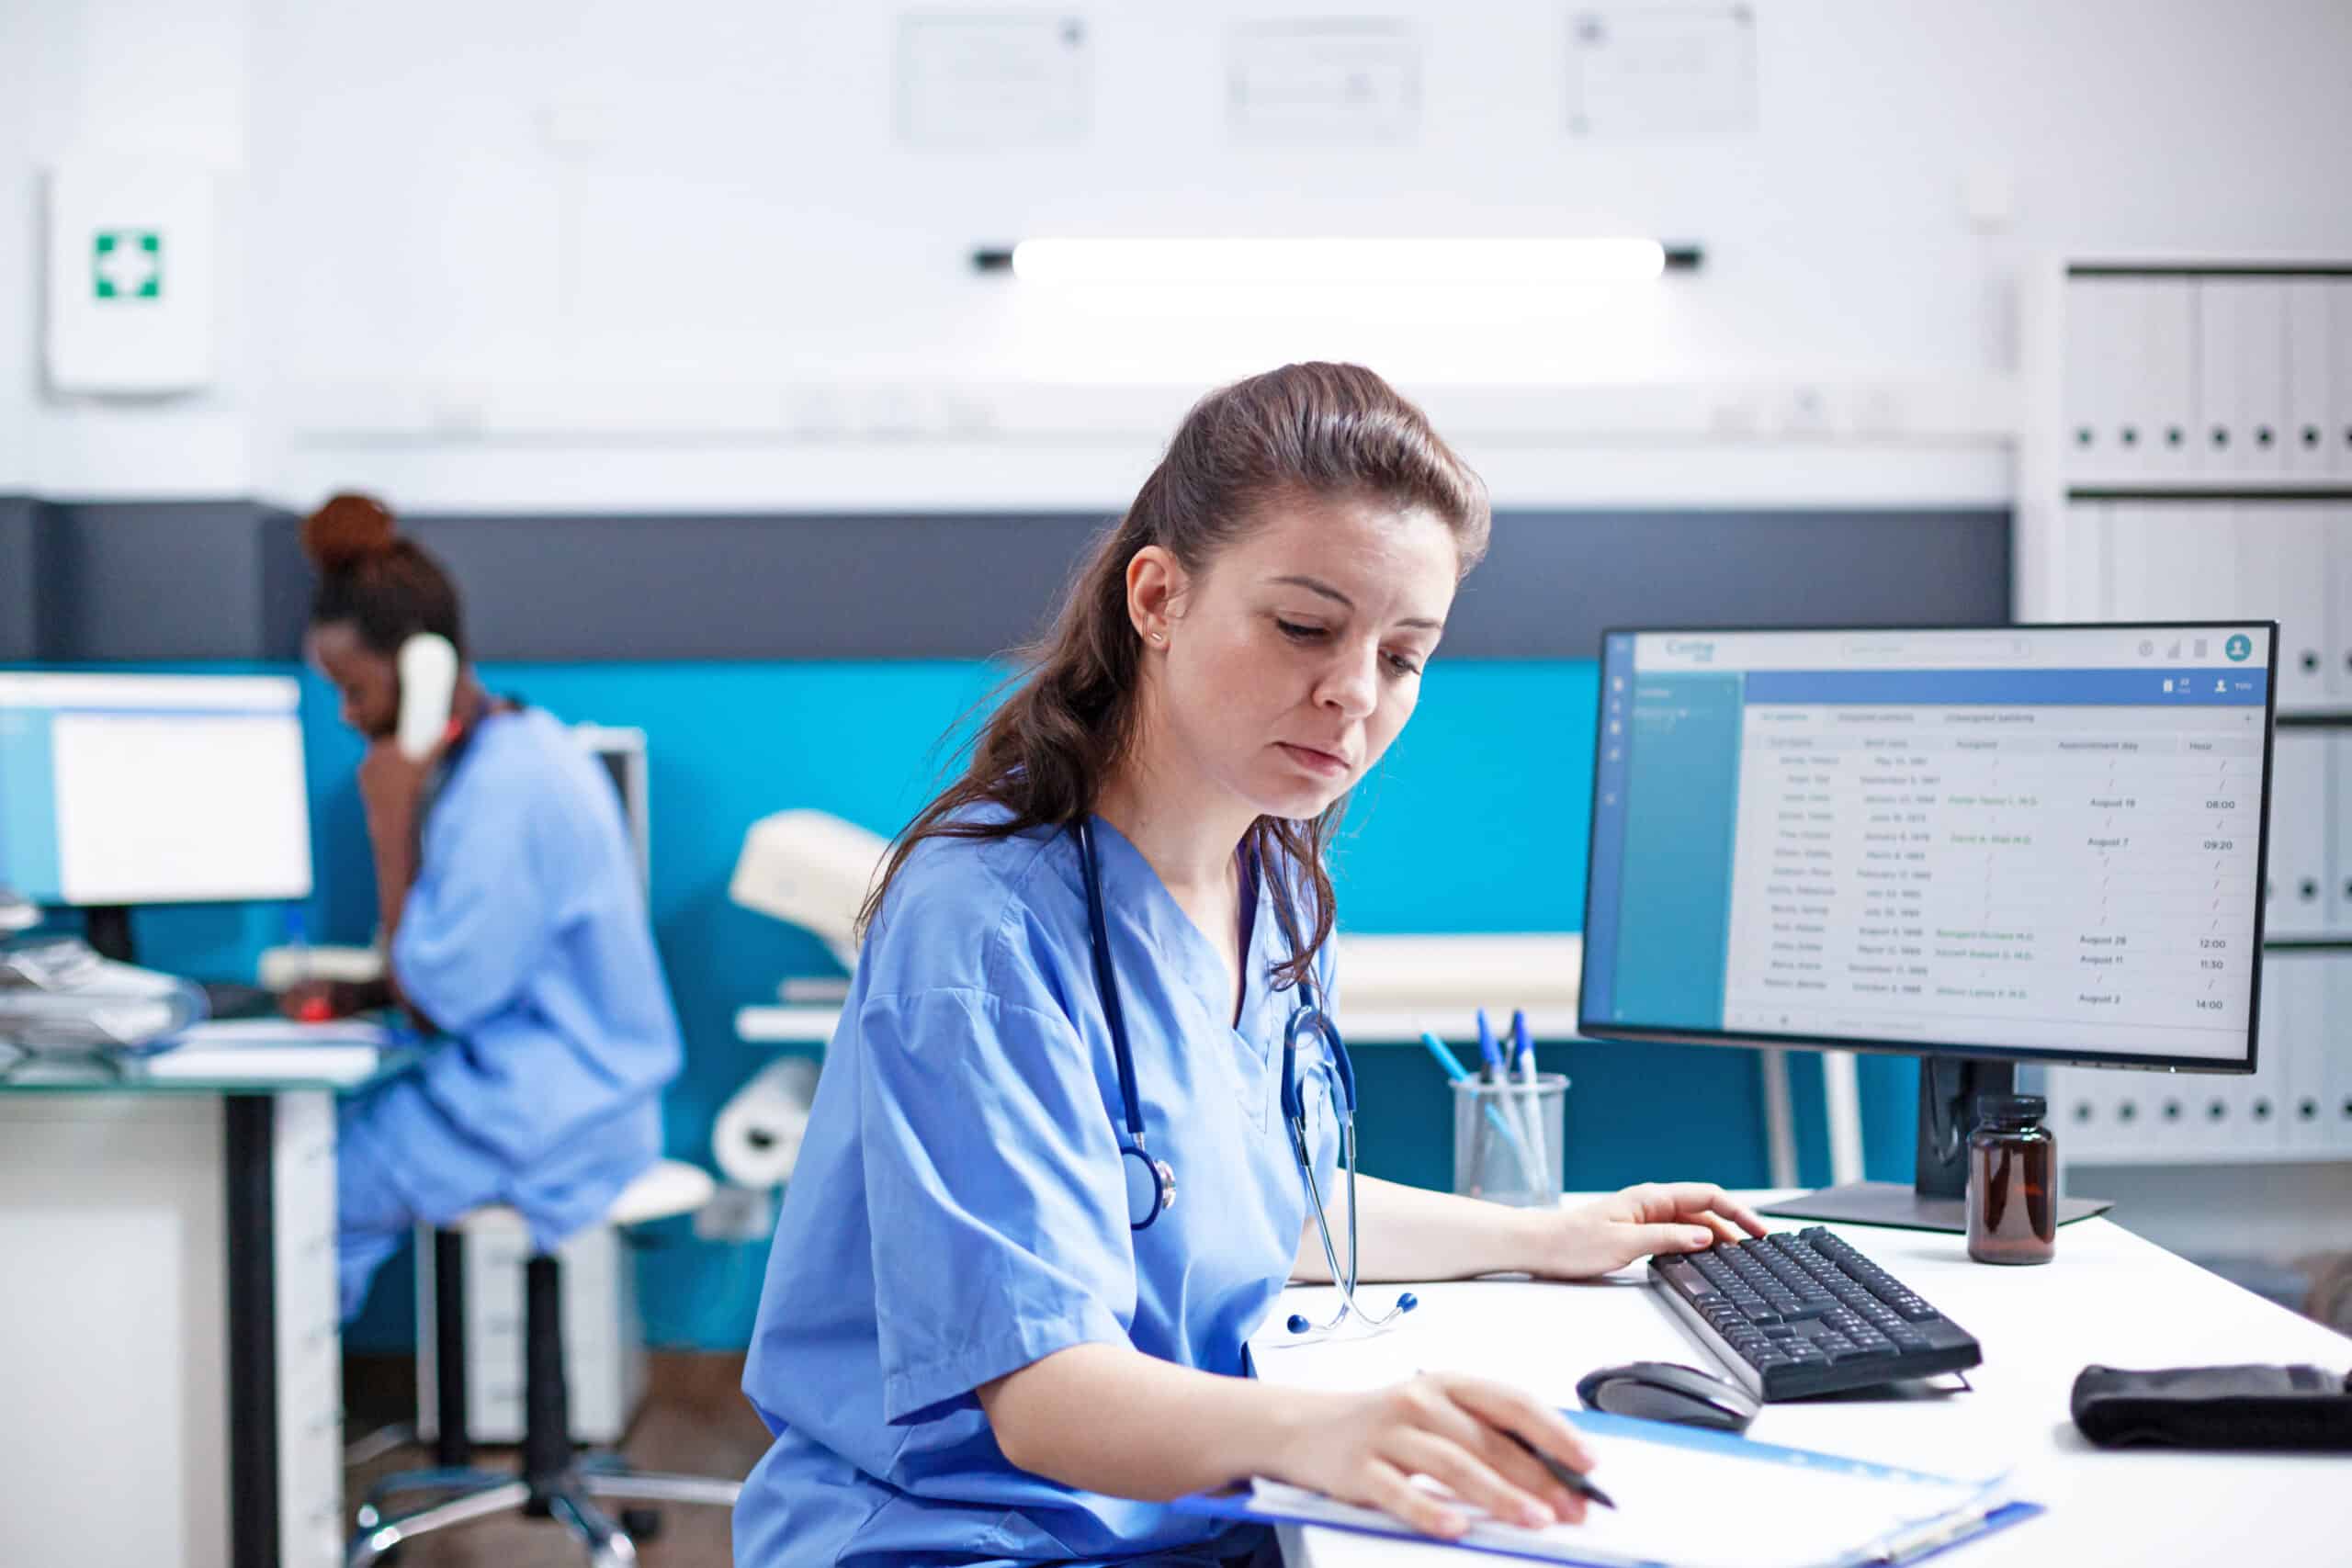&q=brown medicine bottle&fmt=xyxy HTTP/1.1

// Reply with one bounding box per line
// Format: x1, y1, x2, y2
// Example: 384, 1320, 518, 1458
1966, 1093, 2056, 1265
